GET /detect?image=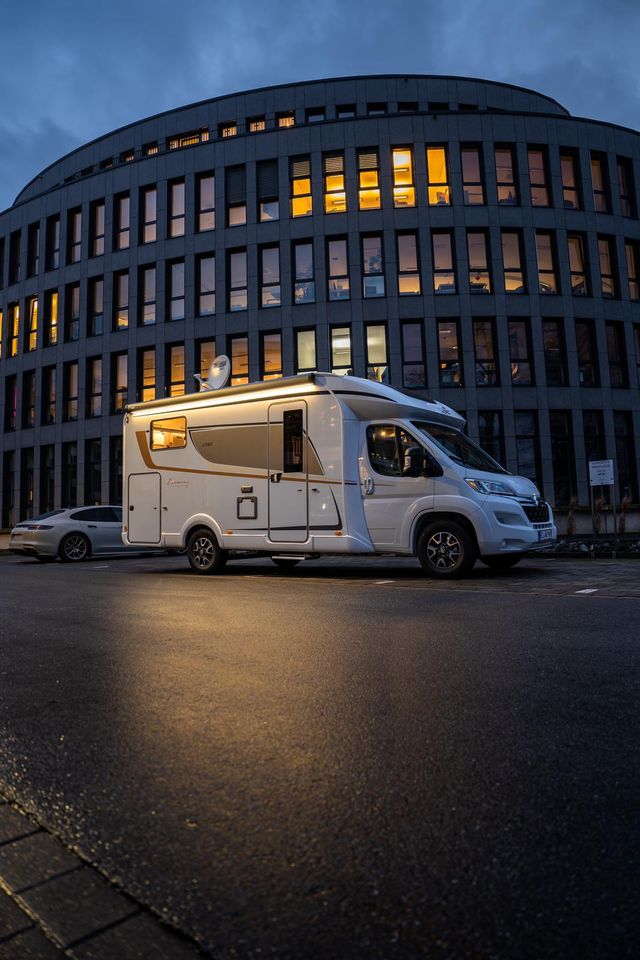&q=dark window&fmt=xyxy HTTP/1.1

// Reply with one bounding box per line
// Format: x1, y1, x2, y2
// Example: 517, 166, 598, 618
501, 231, 525, 293
467, 231, 491, 293
591, 152, 610, 213
606, 323, 627, 388
495, 145, 518, 204
432, 231, 456, 293
40, 446, 55, 514
614, 412, 637, 501
63, 361, 79, 421
197, 174, 215, 231
42, 366, 56, 425
260, 246, 281, 307
575, 320, 599, 386
115, 194, 130, 250
88, 277, 104, 336
22, 371, 36, 428
27, 222, 40, 277
4, 375, 17, 431
473, 319, 498, 385
20, 448, 34, 520
528, 148, 550, 206
113, 272, 129, 329
583, 410, 606, 466
478, 412, 505, 466
85, 440, 102, 506
514, 412, 541, 489
293, 241, 315, 304
169, 180, 186, 237
91, 200, 105, 256
367, 102, 386, 116
401, 322, 426, 388
598, 235, 618, 298
336, 105, 355, 119
197, 255, 215, 316
617, 156, 636, 217
141, 186, 157, 243
542, 320, 567, 386
45, 215, 60, 270
397, 233, 421, 295
366, 425, 423, 478
327, 238, 349, 300
305, 107, 324, 123
228, 250, 247, 311
226, 166, 246, 226
625, 240, 640, 301
283, 410, 304, 473
362, 235, 384, 298
438, 321, 462, 386
140, 266, 156, 325
67, 208, 81, 264
112, 353, 127, 412
257, 160, 279, 222
168, 260, 185, 320
568, 234, 588, 296
508, 319, 533, 385
535, 231, 558, 293
65, 283, 80, 341
461, 146, 485, 204
549, 411, 576, 507
2, 452, 15, 528
560, 150, 581, 209
87, 357, 102, 417
109, 437, 123, 505
9, 230, 21, 284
